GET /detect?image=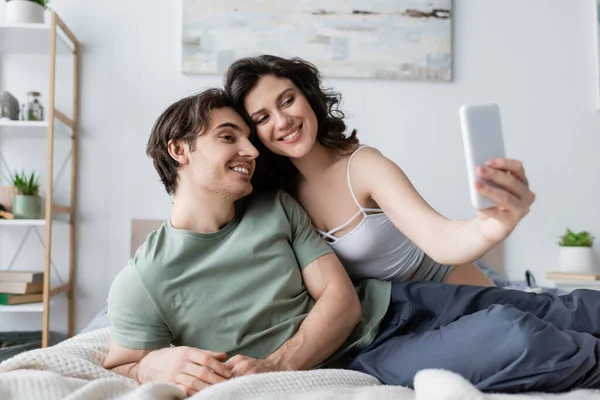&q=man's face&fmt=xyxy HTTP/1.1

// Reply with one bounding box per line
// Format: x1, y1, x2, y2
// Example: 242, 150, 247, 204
183, 107, 258, 200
